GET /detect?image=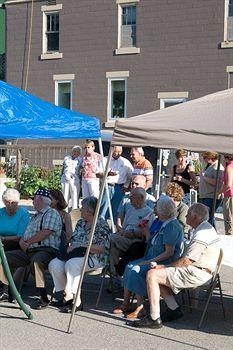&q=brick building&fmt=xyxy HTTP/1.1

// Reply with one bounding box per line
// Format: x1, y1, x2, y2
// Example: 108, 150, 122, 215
3, 0, 233, 169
